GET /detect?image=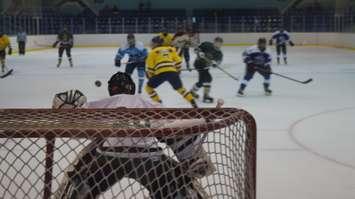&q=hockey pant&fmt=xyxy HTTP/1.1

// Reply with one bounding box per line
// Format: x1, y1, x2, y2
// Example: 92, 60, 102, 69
240, 65, 271, 90
125, 62, 145, 94
54, 141, 204, 199
145, 72, 194, 104
276, 44, 287, 58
